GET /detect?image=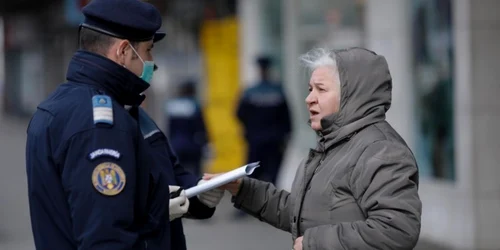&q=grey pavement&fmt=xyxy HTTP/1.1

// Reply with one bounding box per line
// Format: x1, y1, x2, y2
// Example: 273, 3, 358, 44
0, 114, 451, 250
